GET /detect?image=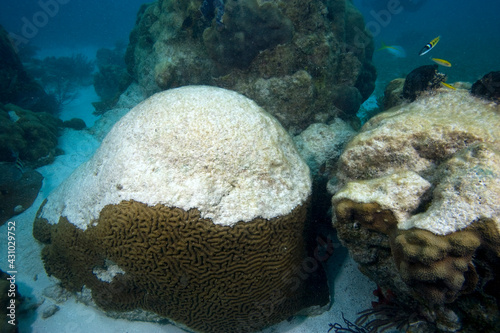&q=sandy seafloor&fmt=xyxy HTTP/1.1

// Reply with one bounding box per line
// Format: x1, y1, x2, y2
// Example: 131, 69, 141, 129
0, 85, 382, 333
